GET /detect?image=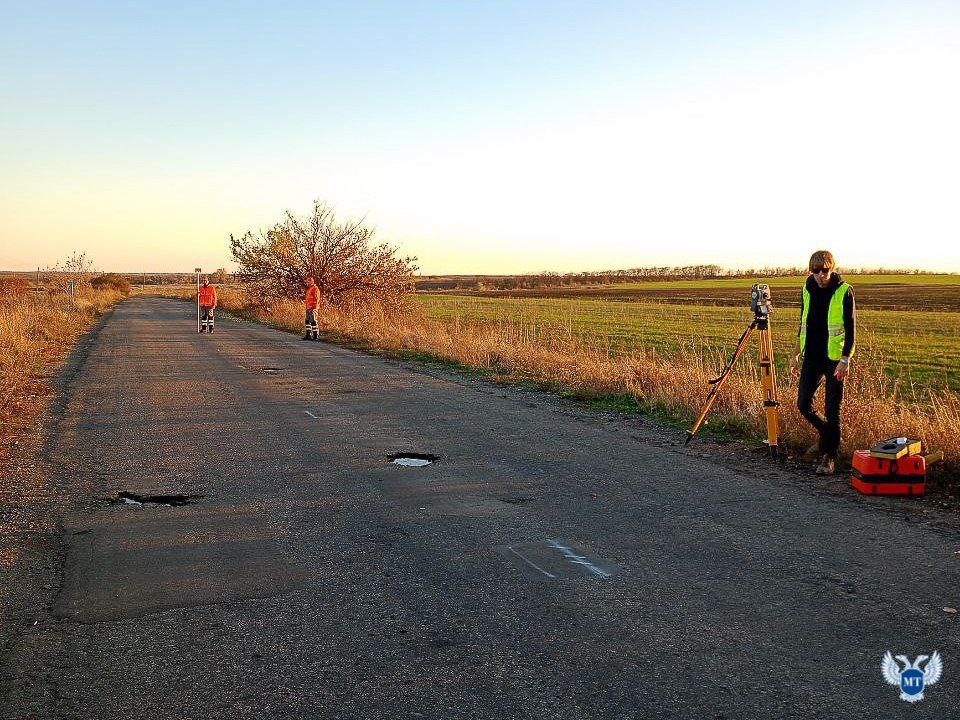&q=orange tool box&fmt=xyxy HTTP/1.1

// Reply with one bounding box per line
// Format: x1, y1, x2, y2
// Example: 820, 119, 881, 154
851, 450, 927, 495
